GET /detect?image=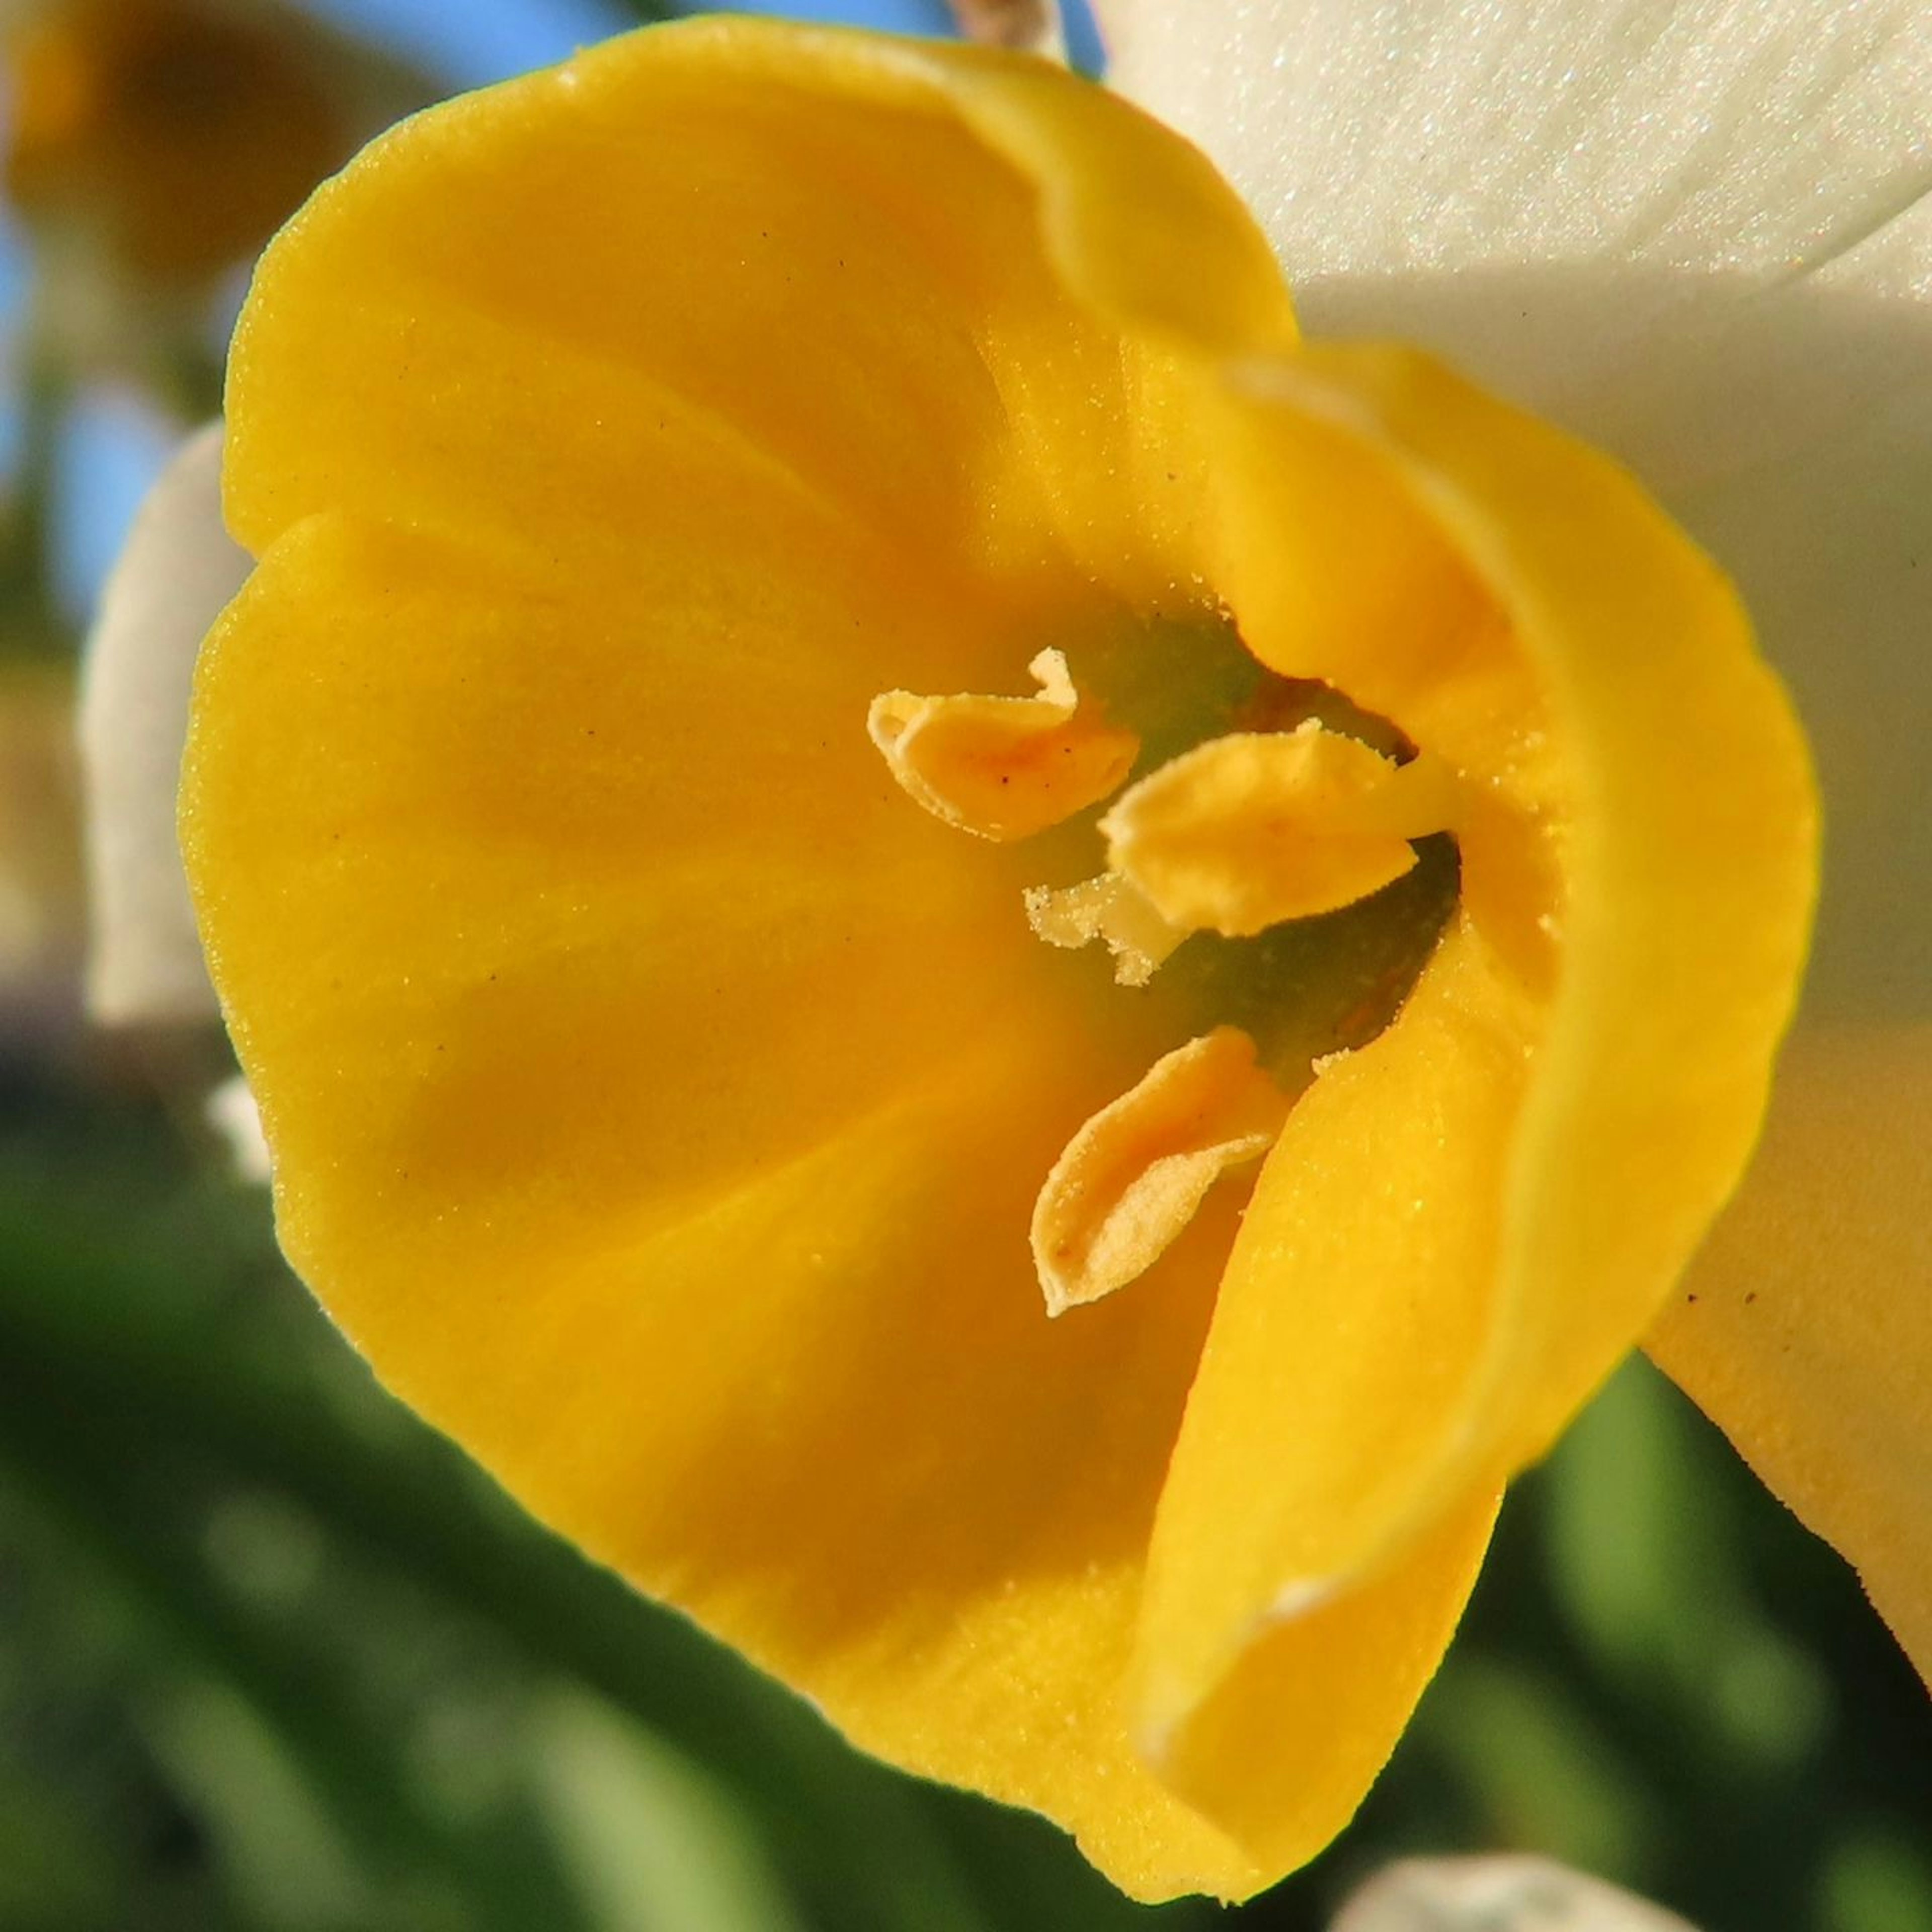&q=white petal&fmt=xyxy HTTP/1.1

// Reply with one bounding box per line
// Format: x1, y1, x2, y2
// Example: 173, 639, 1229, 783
1099, 5, 1930, 284
80, 420, 250, 1025
1100, 6, 1929, 480
1642, 204, 1932, 1689
206, 1072, 273, 1186
1331, 1857, 1700, 1932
